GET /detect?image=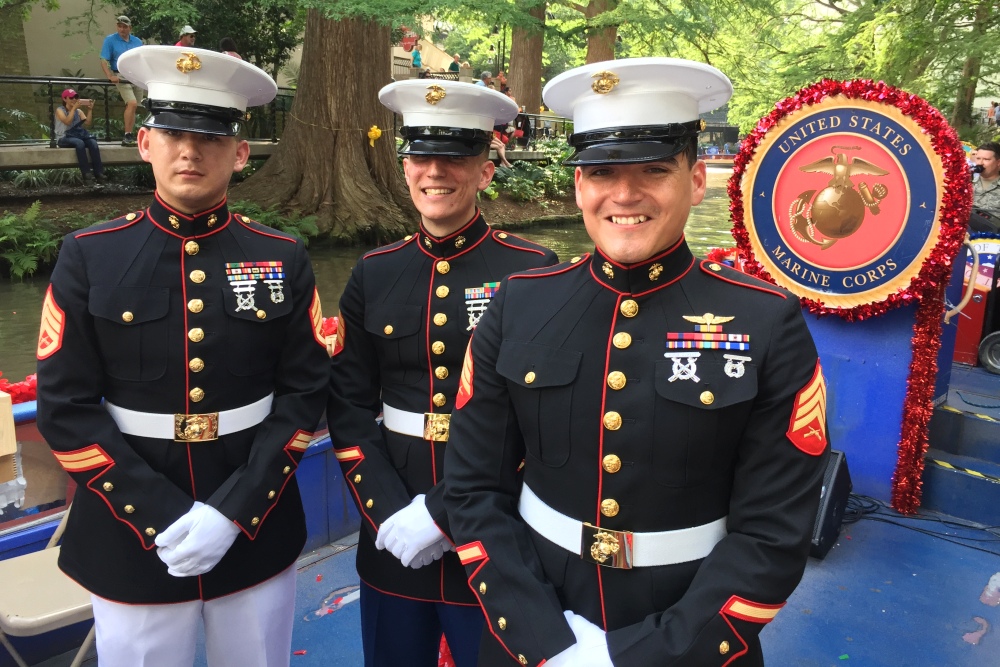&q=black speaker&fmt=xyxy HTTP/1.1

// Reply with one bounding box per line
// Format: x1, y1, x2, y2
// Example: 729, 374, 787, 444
810, 450, 852, 559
